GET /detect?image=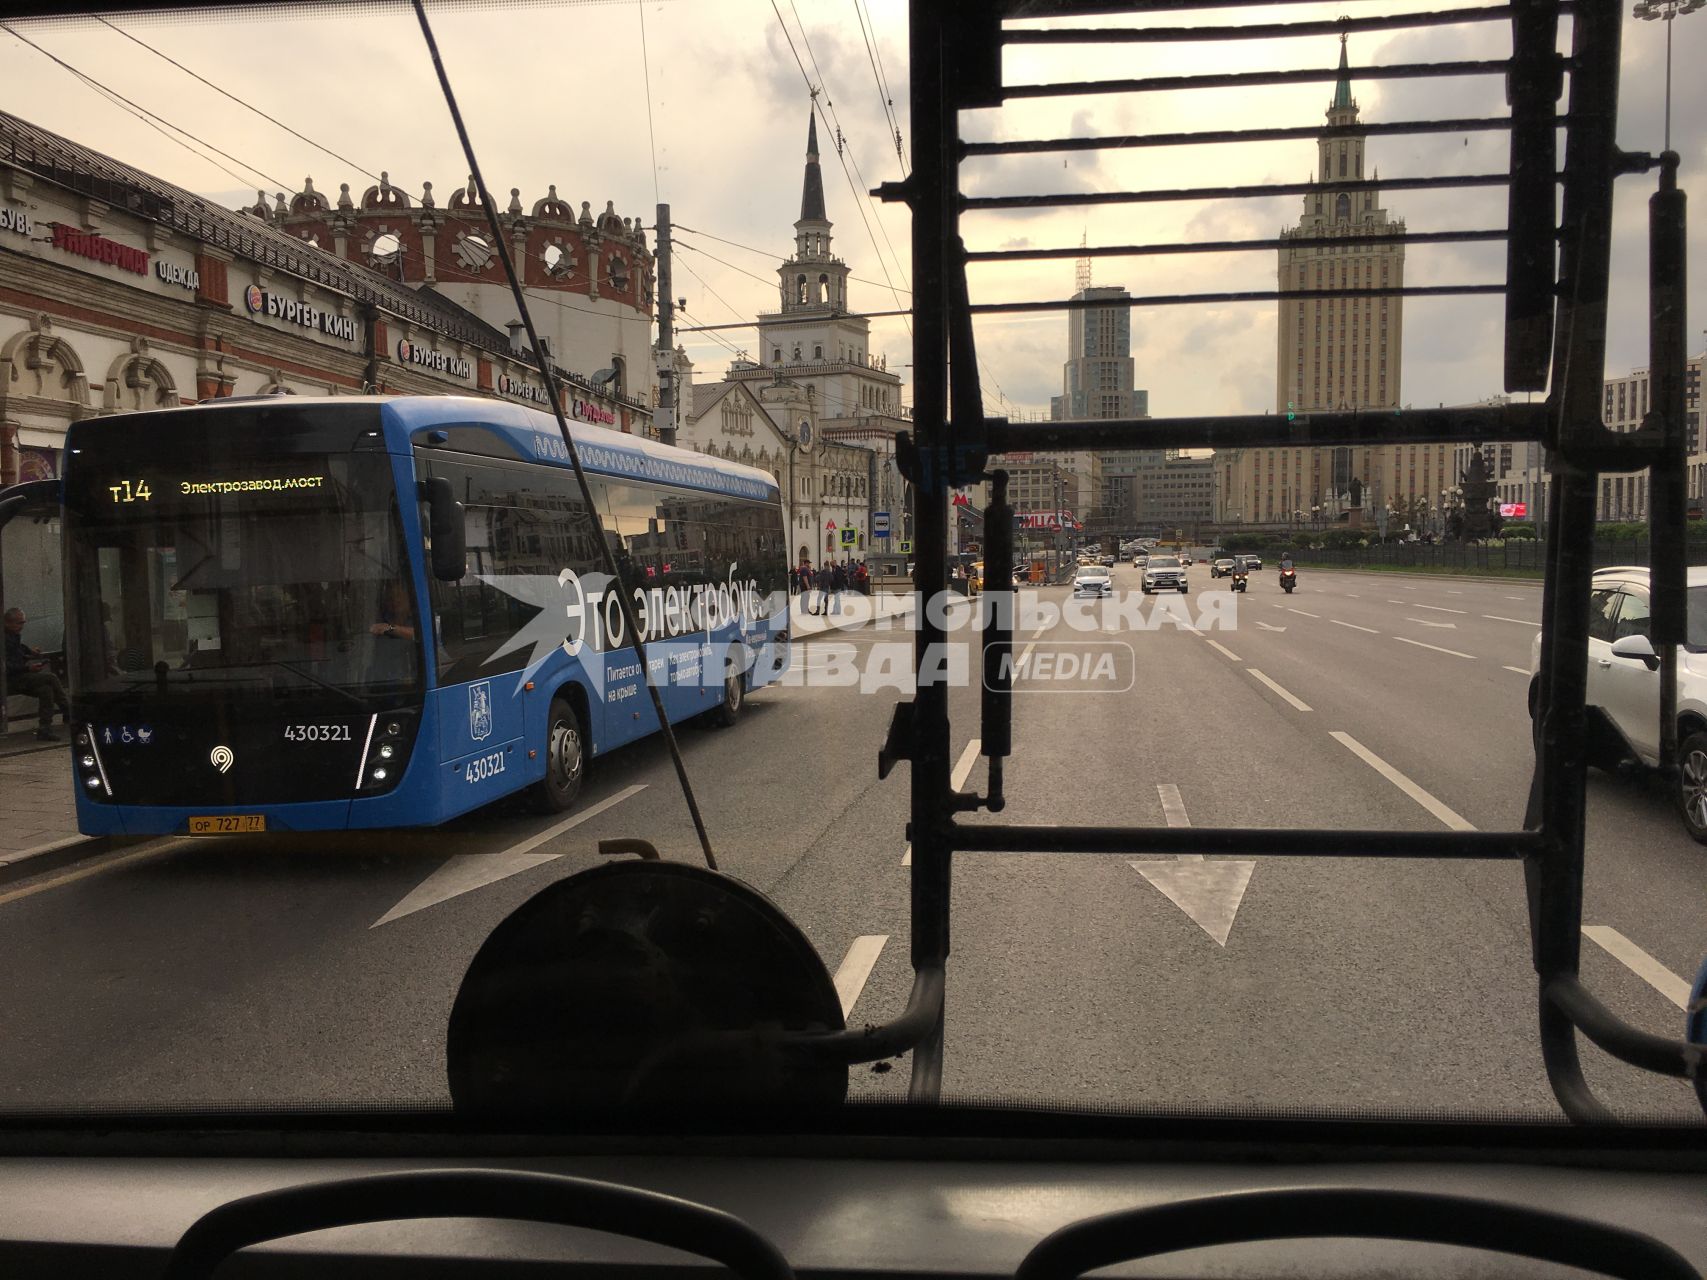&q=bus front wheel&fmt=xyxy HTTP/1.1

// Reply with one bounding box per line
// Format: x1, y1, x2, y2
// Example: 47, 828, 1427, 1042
710, 656, 746, 729
530, 697, 585, 813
